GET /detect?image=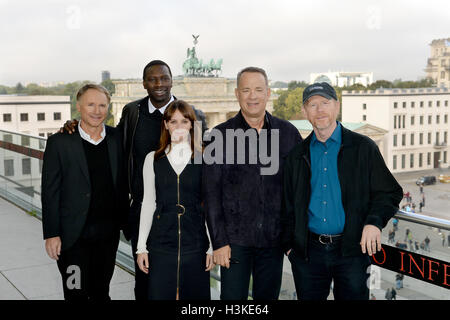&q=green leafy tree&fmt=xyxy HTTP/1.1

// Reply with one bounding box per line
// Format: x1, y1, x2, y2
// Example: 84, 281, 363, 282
273, 87, 305, 120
